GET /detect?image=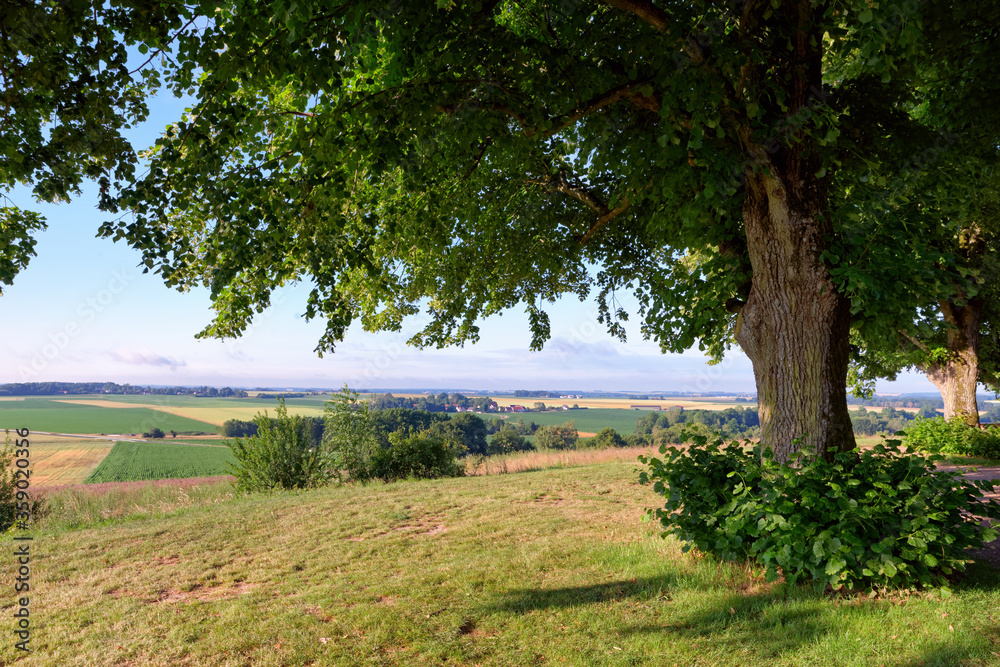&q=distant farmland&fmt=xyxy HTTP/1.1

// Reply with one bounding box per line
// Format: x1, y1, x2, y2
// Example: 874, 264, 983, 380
0, 395, 327, 434
84, 441, 235, 483
22, 435, 116, 486
0, 397, 219, 434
